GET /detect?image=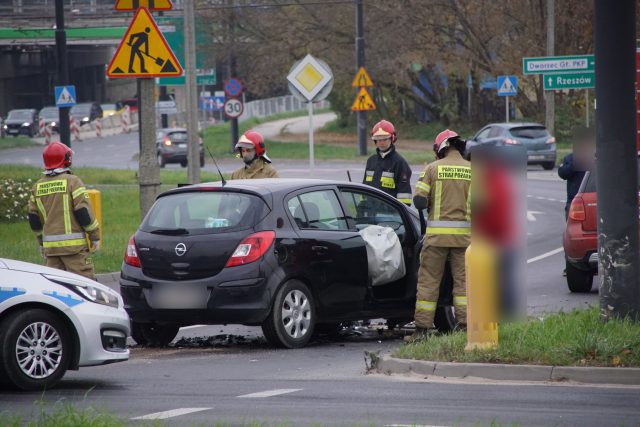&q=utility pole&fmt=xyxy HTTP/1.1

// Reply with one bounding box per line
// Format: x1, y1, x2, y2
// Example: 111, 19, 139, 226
54, 0, 70, 147
185, 0, 200, 183
355, 0, 367, 156
545, 0, 555, 135
228, 0, 239, 152
594, 0, 640, 321
159, 11, 168, 128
